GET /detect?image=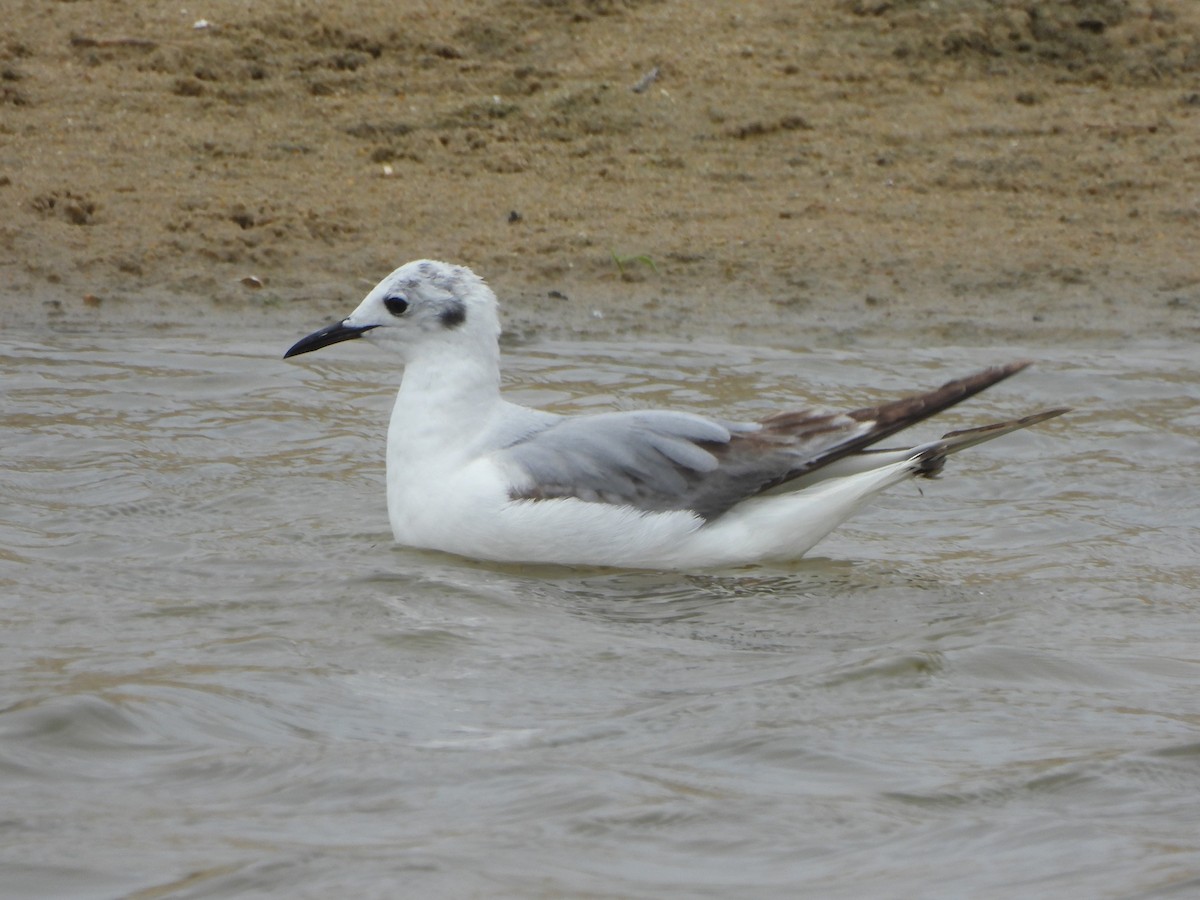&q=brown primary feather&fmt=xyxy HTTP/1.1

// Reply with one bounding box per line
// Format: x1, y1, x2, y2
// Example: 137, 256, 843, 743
701, 361, 1038, 507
